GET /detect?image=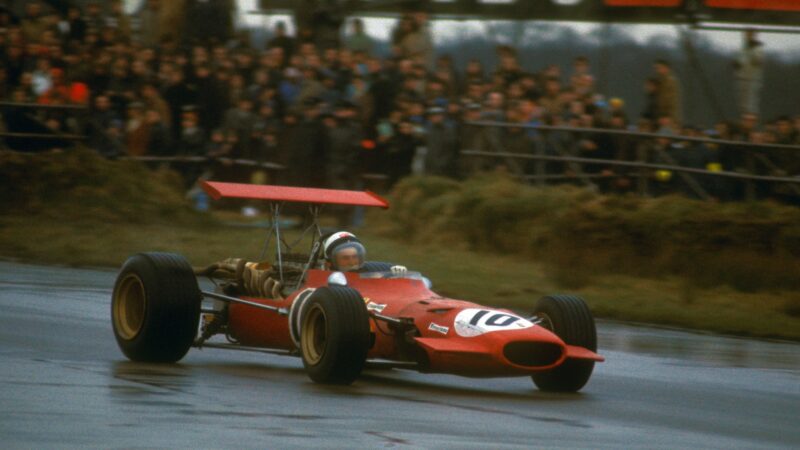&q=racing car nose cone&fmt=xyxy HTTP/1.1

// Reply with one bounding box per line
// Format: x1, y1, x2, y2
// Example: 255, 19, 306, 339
327, 272, 348, 286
